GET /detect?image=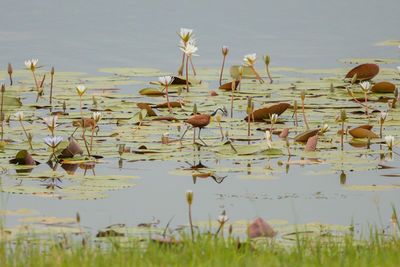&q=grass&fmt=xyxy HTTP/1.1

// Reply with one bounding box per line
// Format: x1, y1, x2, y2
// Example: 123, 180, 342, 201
1, 231, 400, 266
